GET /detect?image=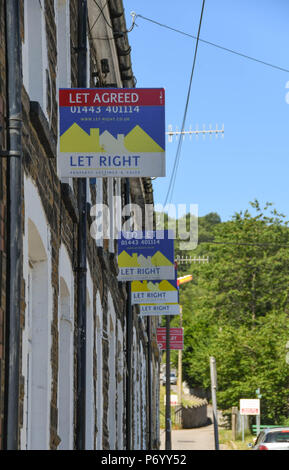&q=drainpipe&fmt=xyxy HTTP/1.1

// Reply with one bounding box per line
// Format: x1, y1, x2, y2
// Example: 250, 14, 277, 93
75, 0, 87, 451
165, 315, 171, 450
125, 178, 132, 450
3, 0, 23, 450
